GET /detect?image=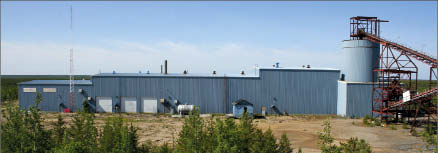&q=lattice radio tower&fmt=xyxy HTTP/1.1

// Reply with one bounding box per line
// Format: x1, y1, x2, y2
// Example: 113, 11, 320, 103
69, 6, 74, 112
